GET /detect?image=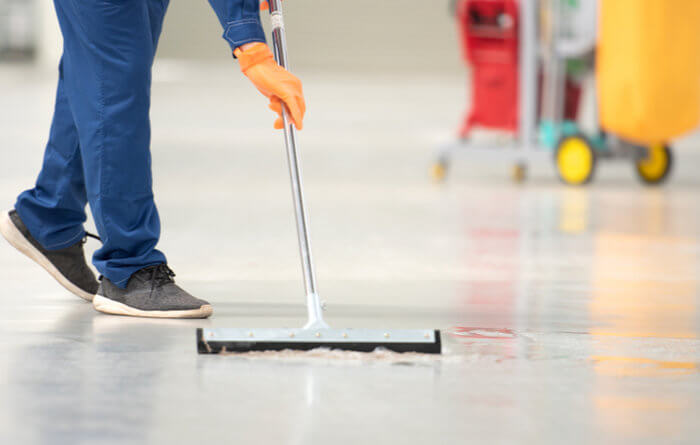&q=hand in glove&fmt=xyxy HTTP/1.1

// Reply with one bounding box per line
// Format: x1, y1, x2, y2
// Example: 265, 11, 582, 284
234, 42, 306, 130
